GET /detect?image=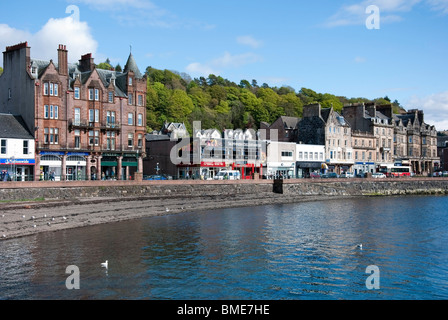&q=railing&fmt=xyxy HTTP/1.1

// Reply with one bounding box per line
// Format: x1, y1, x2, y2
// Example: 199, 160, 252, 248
68, 120, 122, 132
37, 142, 143, 153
